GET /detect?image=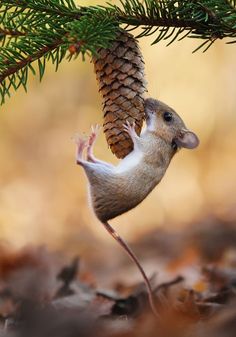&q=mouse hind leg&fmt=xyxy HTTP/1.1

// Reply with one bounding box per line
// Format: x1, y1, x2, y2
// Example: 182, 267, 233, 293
87, 125, 114, 169
87, 124, 100, 163
75, 133, 114, 174
74, 135, 88, 166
